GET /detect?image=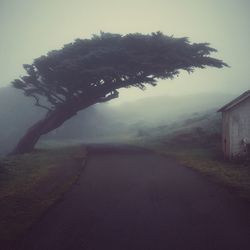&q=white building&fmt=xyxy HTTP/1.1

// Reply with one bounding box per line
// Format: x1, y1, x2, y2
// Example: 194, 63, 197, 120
218, 90, 250, 159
